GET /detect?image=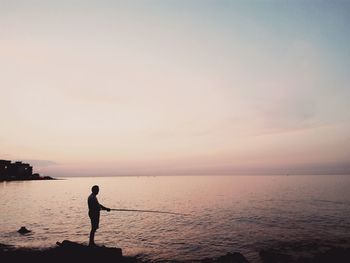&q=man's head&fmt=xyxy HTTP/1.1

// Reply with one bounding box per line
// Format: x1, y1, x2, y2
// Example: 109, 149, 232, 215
91, 185, 99, 195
